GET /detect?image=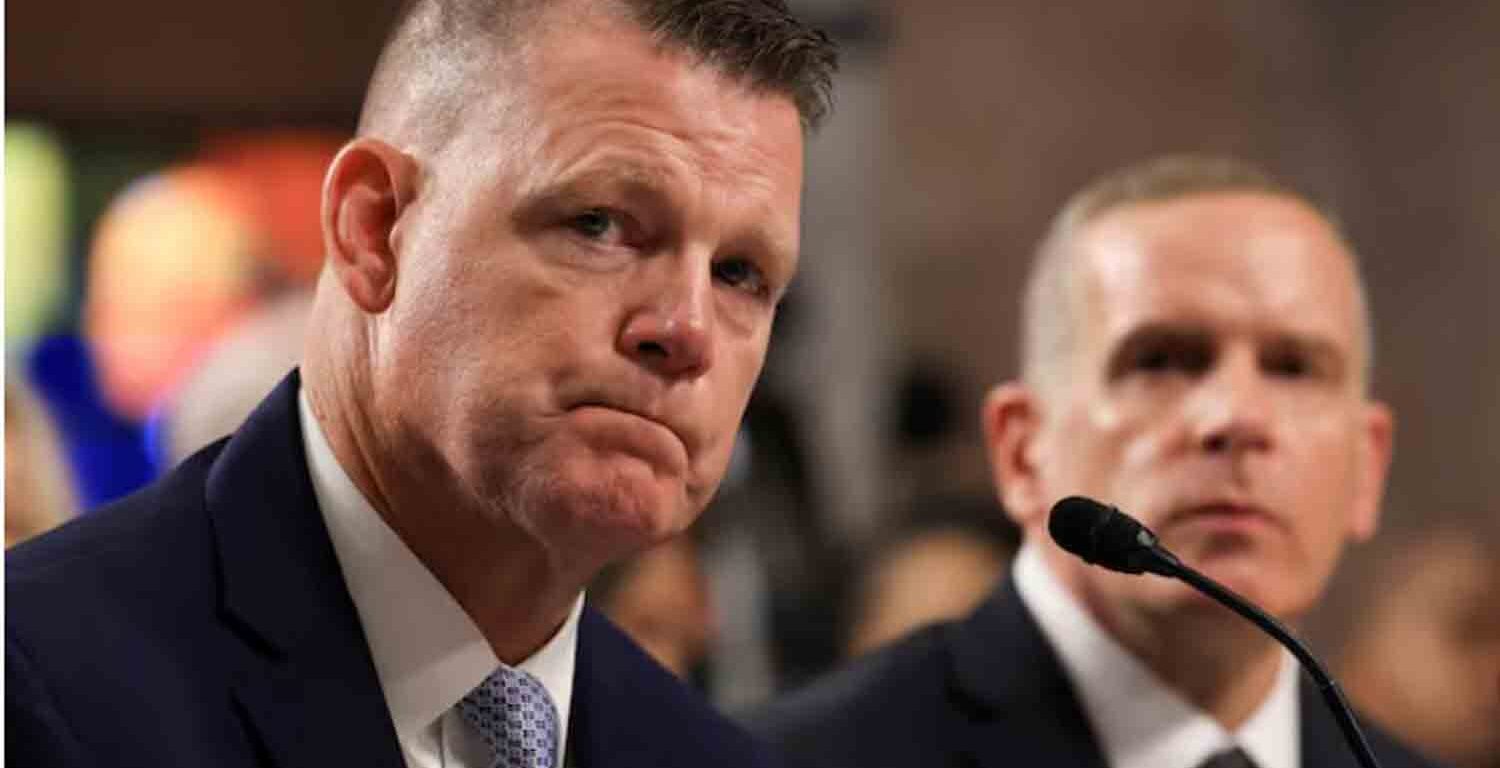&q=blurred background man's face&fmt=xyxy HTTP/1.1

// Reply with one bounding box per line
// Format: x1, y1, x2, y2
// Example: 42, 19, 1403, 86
1034, 192, 1389, 625
1338, 531, 1500, 768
